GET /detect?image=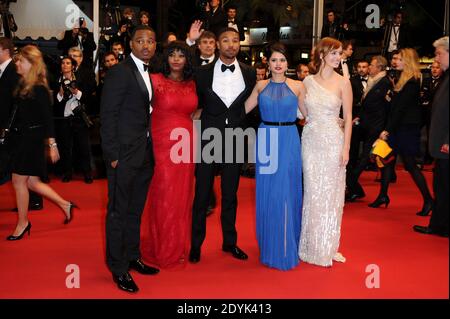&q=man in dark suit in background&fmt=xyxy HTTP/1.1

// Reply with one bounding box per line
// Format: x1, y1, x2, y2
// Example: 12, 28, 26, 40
414, 37, 449, 237
382, 12, 412, 59
101, 26, 160, 293
346, 56, 391, 202
226, 5, 245, 42
347, 60, 369, 170
202, 0, 227, 37
58, 18, 97, 68
0, 37, 43, 209
189, 28, 256, 264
